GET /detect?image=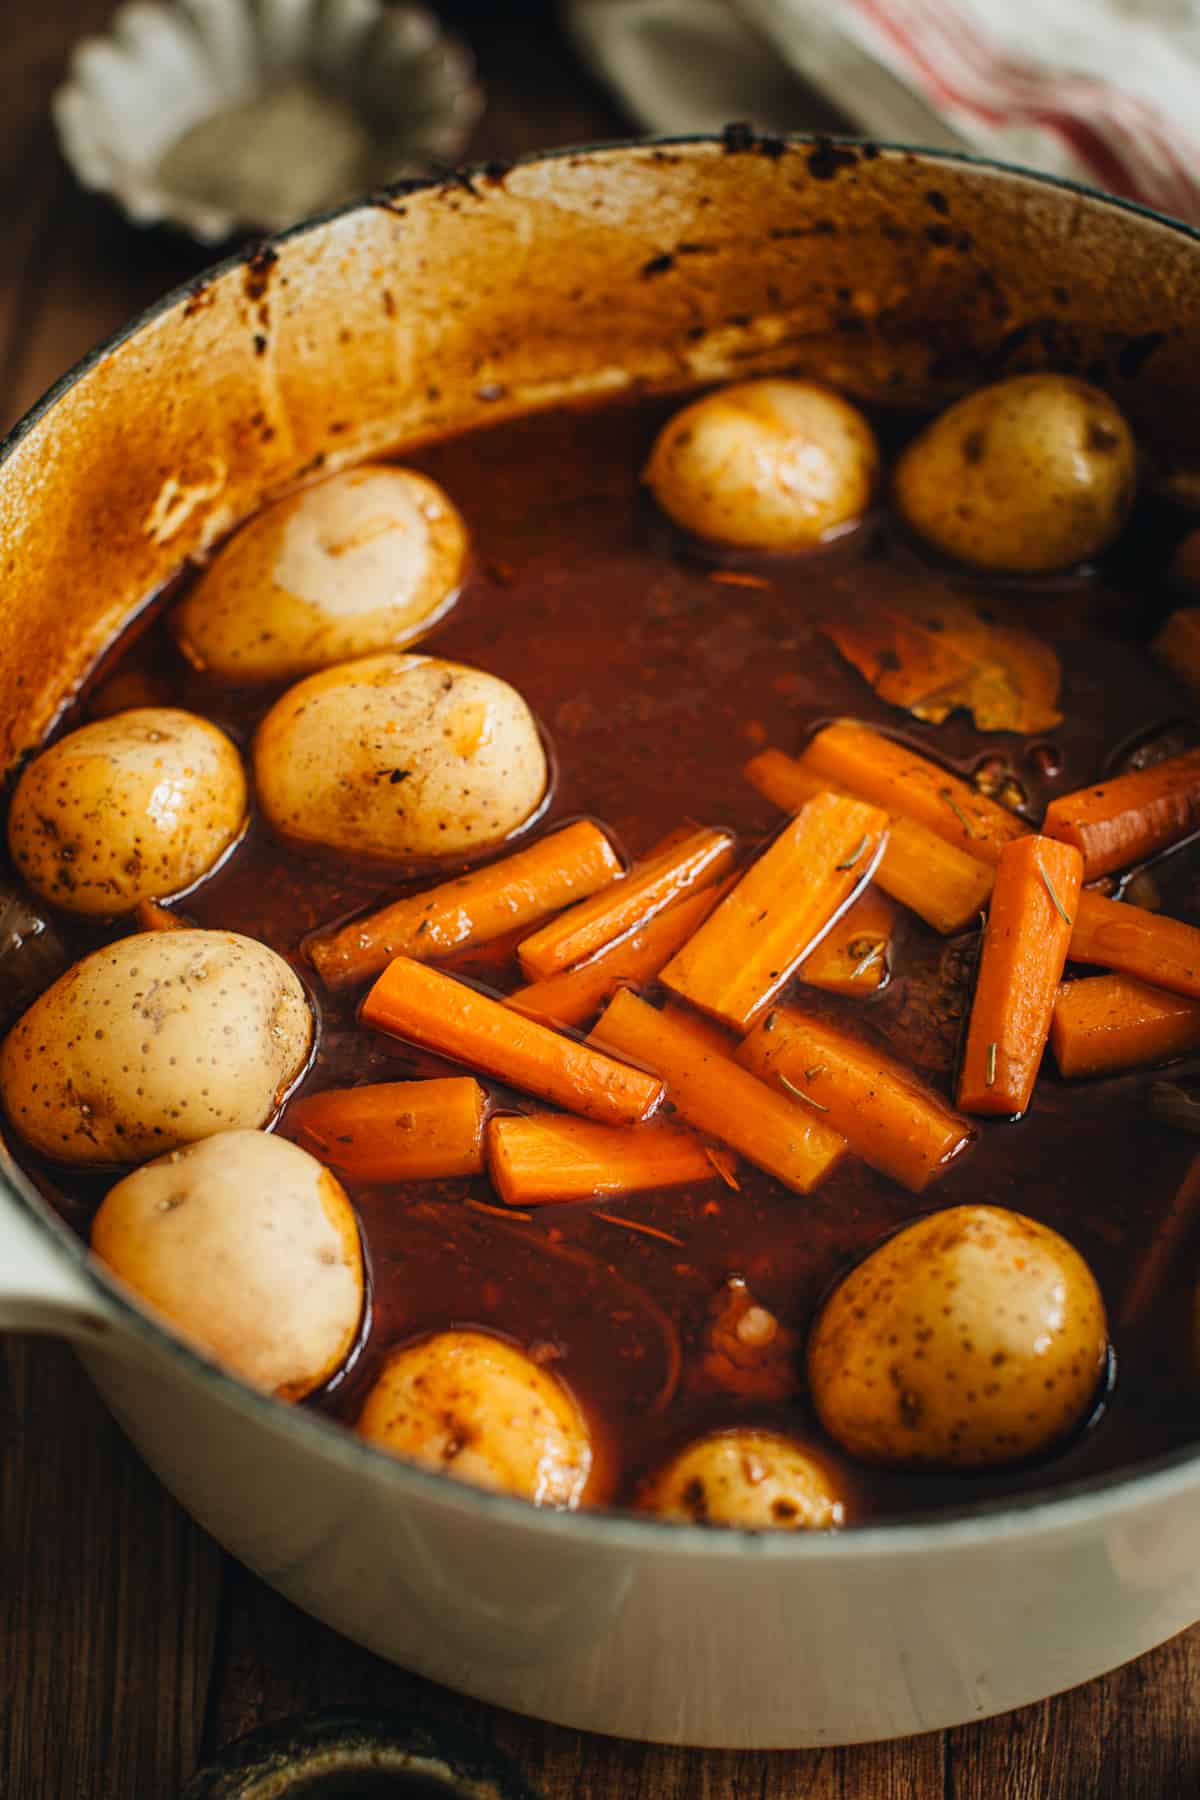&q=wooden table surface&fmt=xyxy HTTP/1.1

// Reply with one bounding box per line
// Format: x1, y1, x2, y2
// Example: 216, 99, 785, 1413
3, 4, 1200, 1794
